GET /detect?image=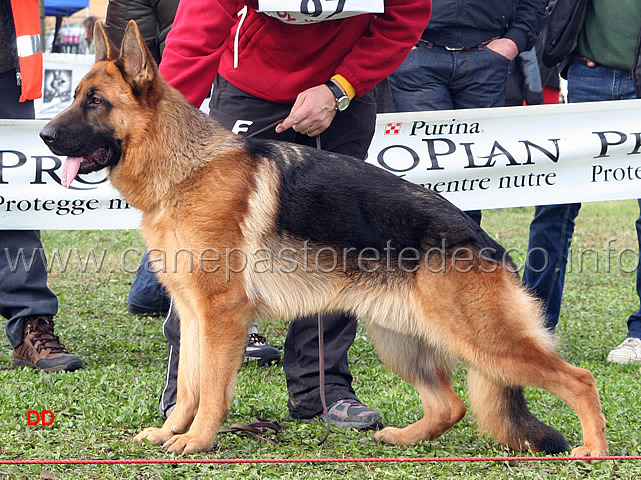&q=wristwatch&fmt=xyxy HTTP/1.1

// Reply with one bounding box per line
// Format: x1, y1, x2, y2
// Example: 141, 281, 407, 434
324, 81, 351, 112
